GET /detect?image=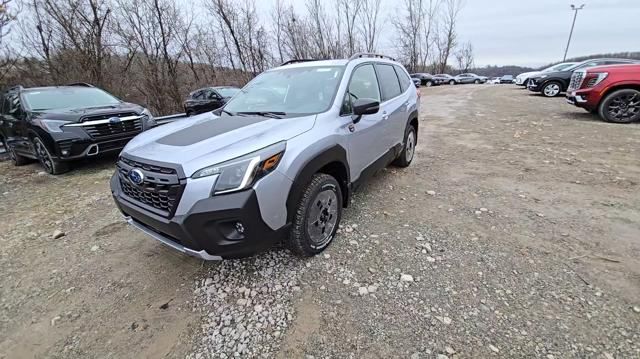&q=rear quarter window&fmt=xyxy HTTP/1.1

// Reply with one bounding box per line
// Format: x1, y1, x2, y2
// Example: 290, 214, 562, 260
394, 65, 412, 92
376, 64, 402, 101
